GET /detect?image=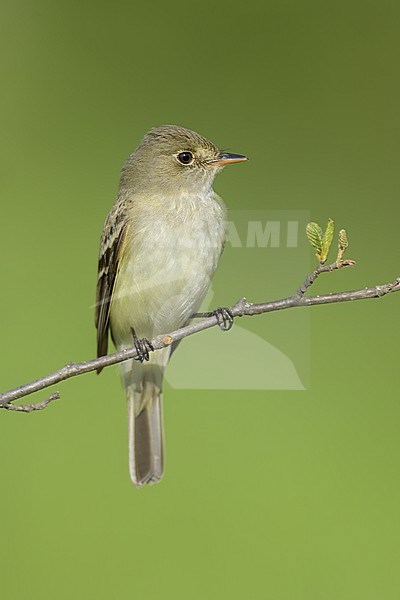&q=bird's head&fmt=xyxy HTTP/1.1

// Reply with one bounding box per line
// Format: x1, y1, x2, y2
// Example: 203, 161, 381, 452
120, 124, 247, 195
